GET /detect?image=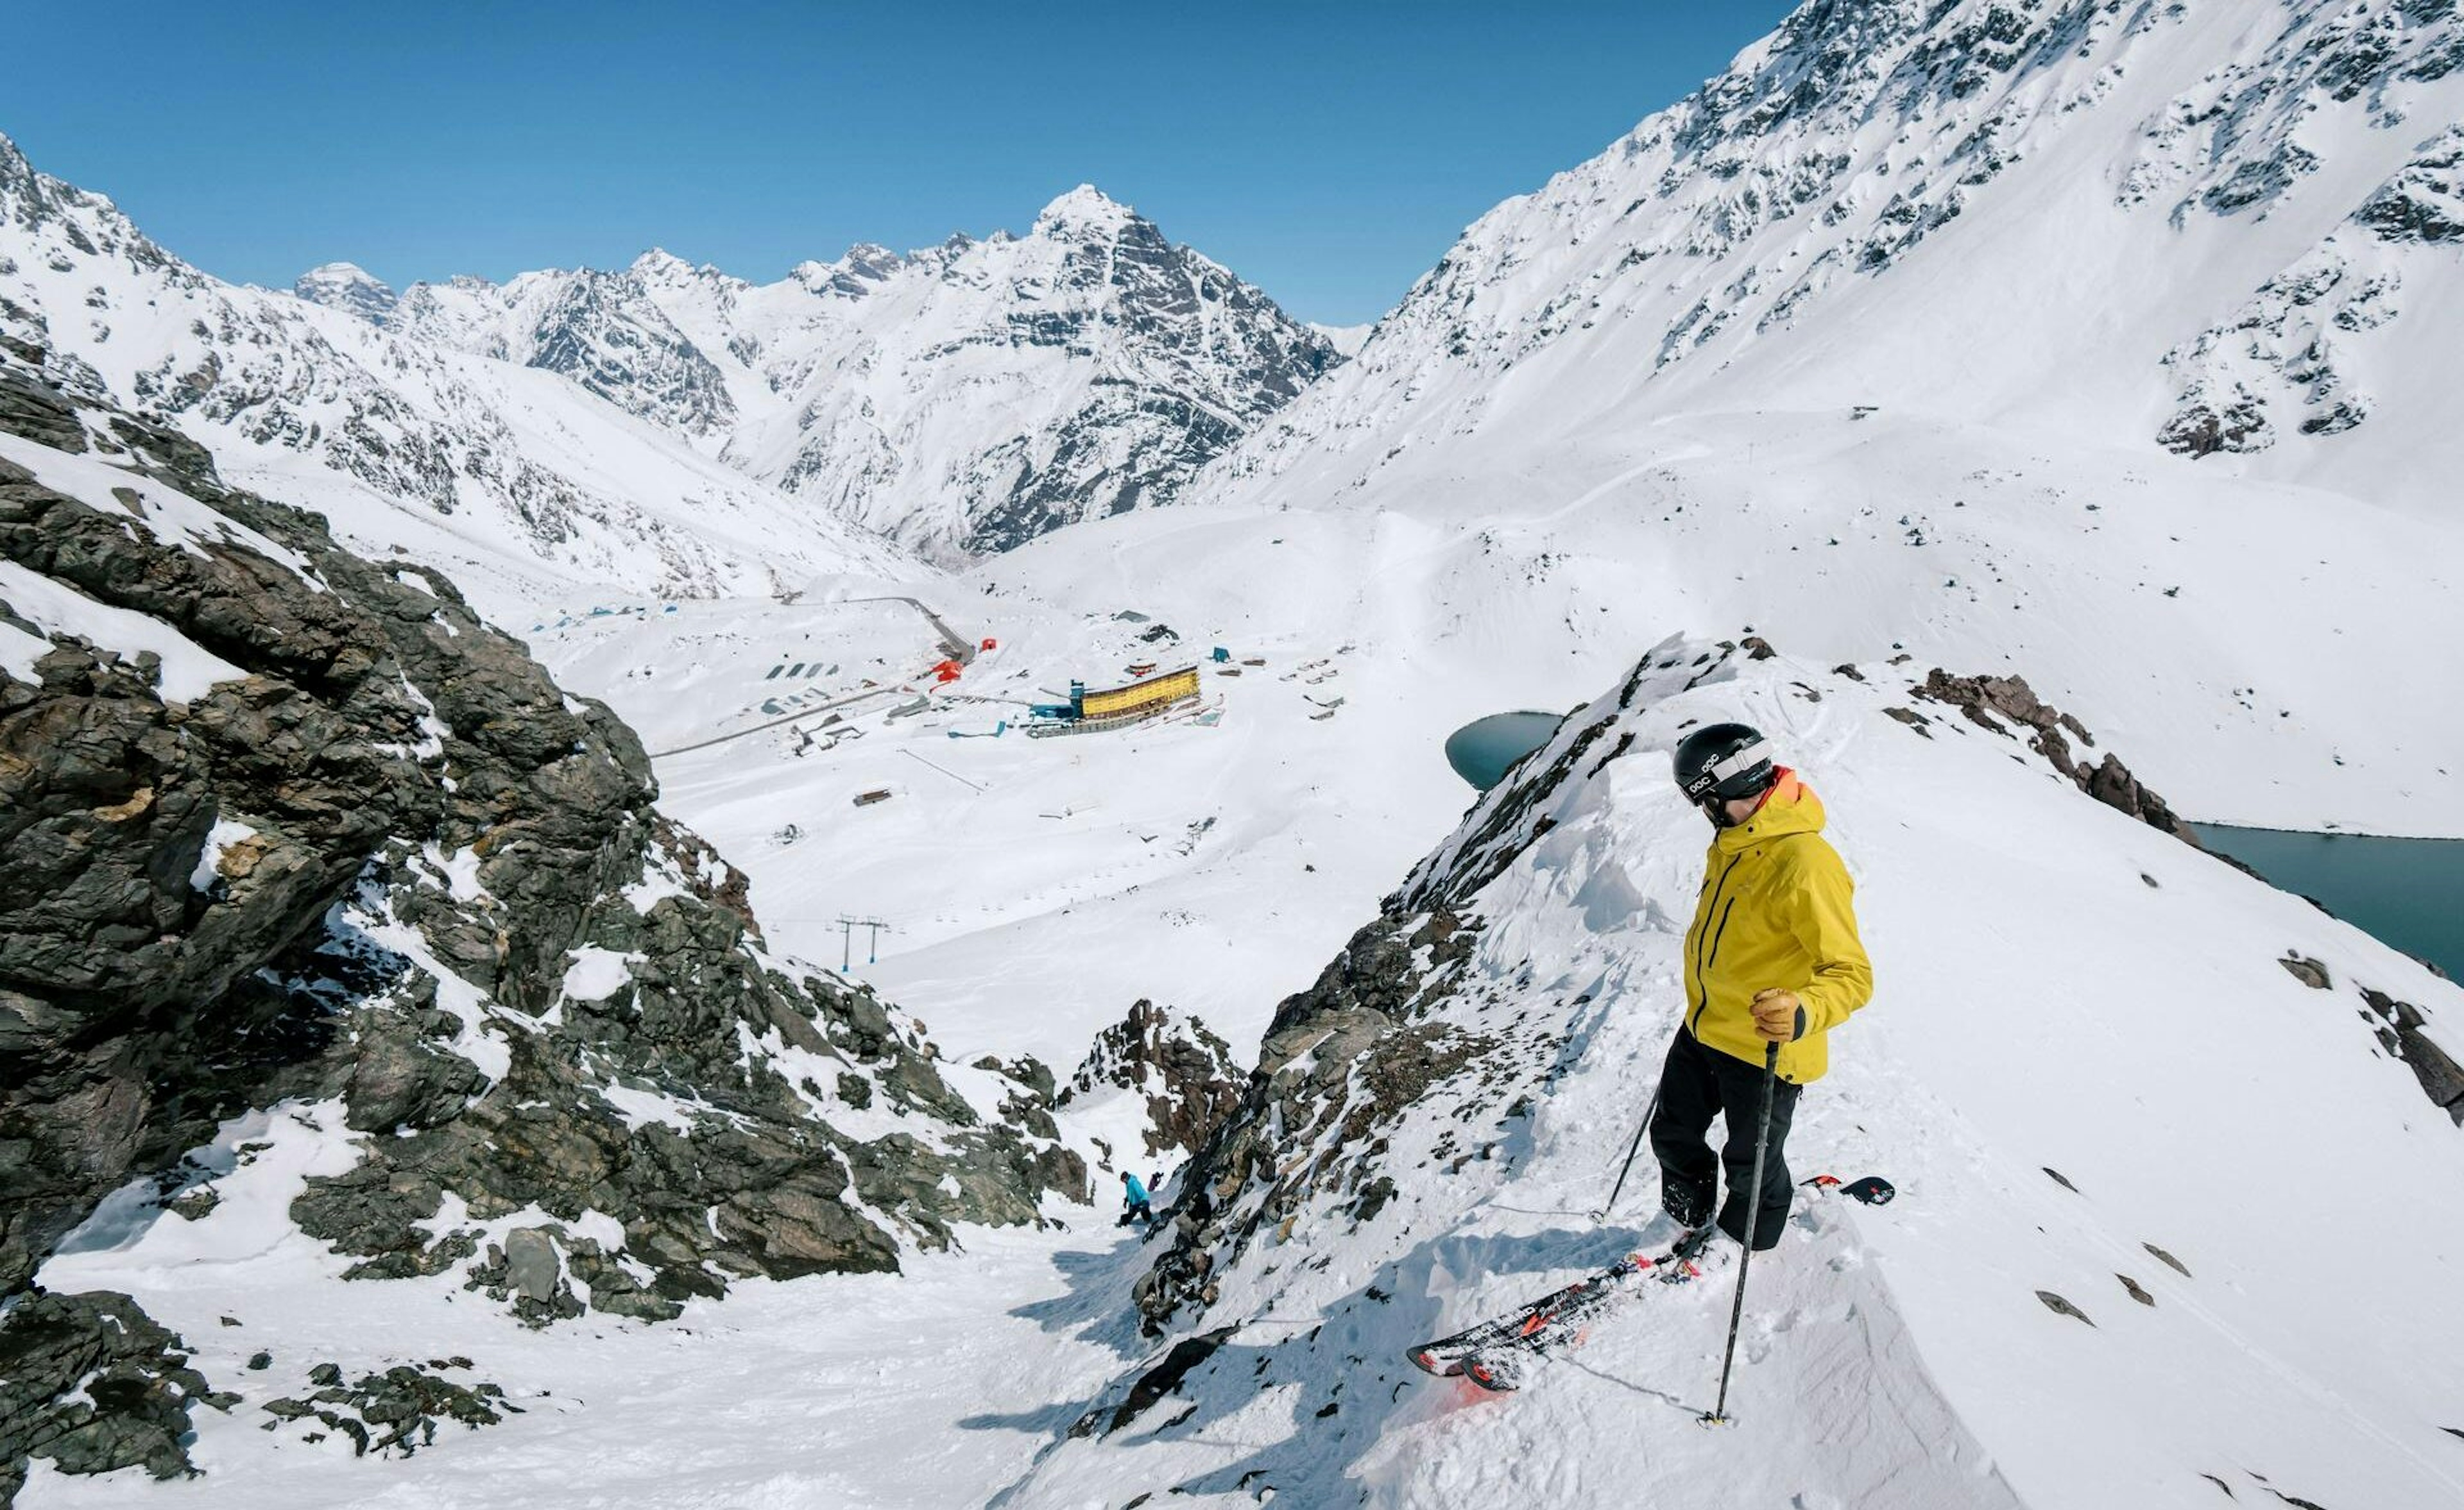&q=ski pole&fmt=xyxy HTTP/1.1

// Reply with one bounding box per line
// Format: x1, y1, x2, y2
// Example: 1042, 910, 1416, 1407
1590, 1080, 1663, 1222
1703, 1041, 1780, 1426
